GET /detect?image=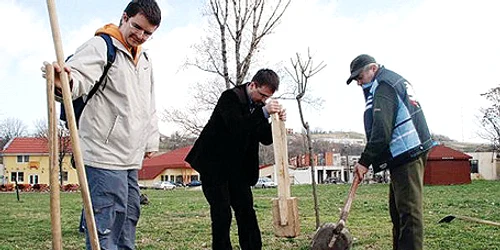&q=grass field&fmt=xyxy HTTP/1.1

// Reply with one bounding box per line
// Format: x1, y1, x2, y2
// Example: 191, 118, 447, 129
0, 180, 499, 249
